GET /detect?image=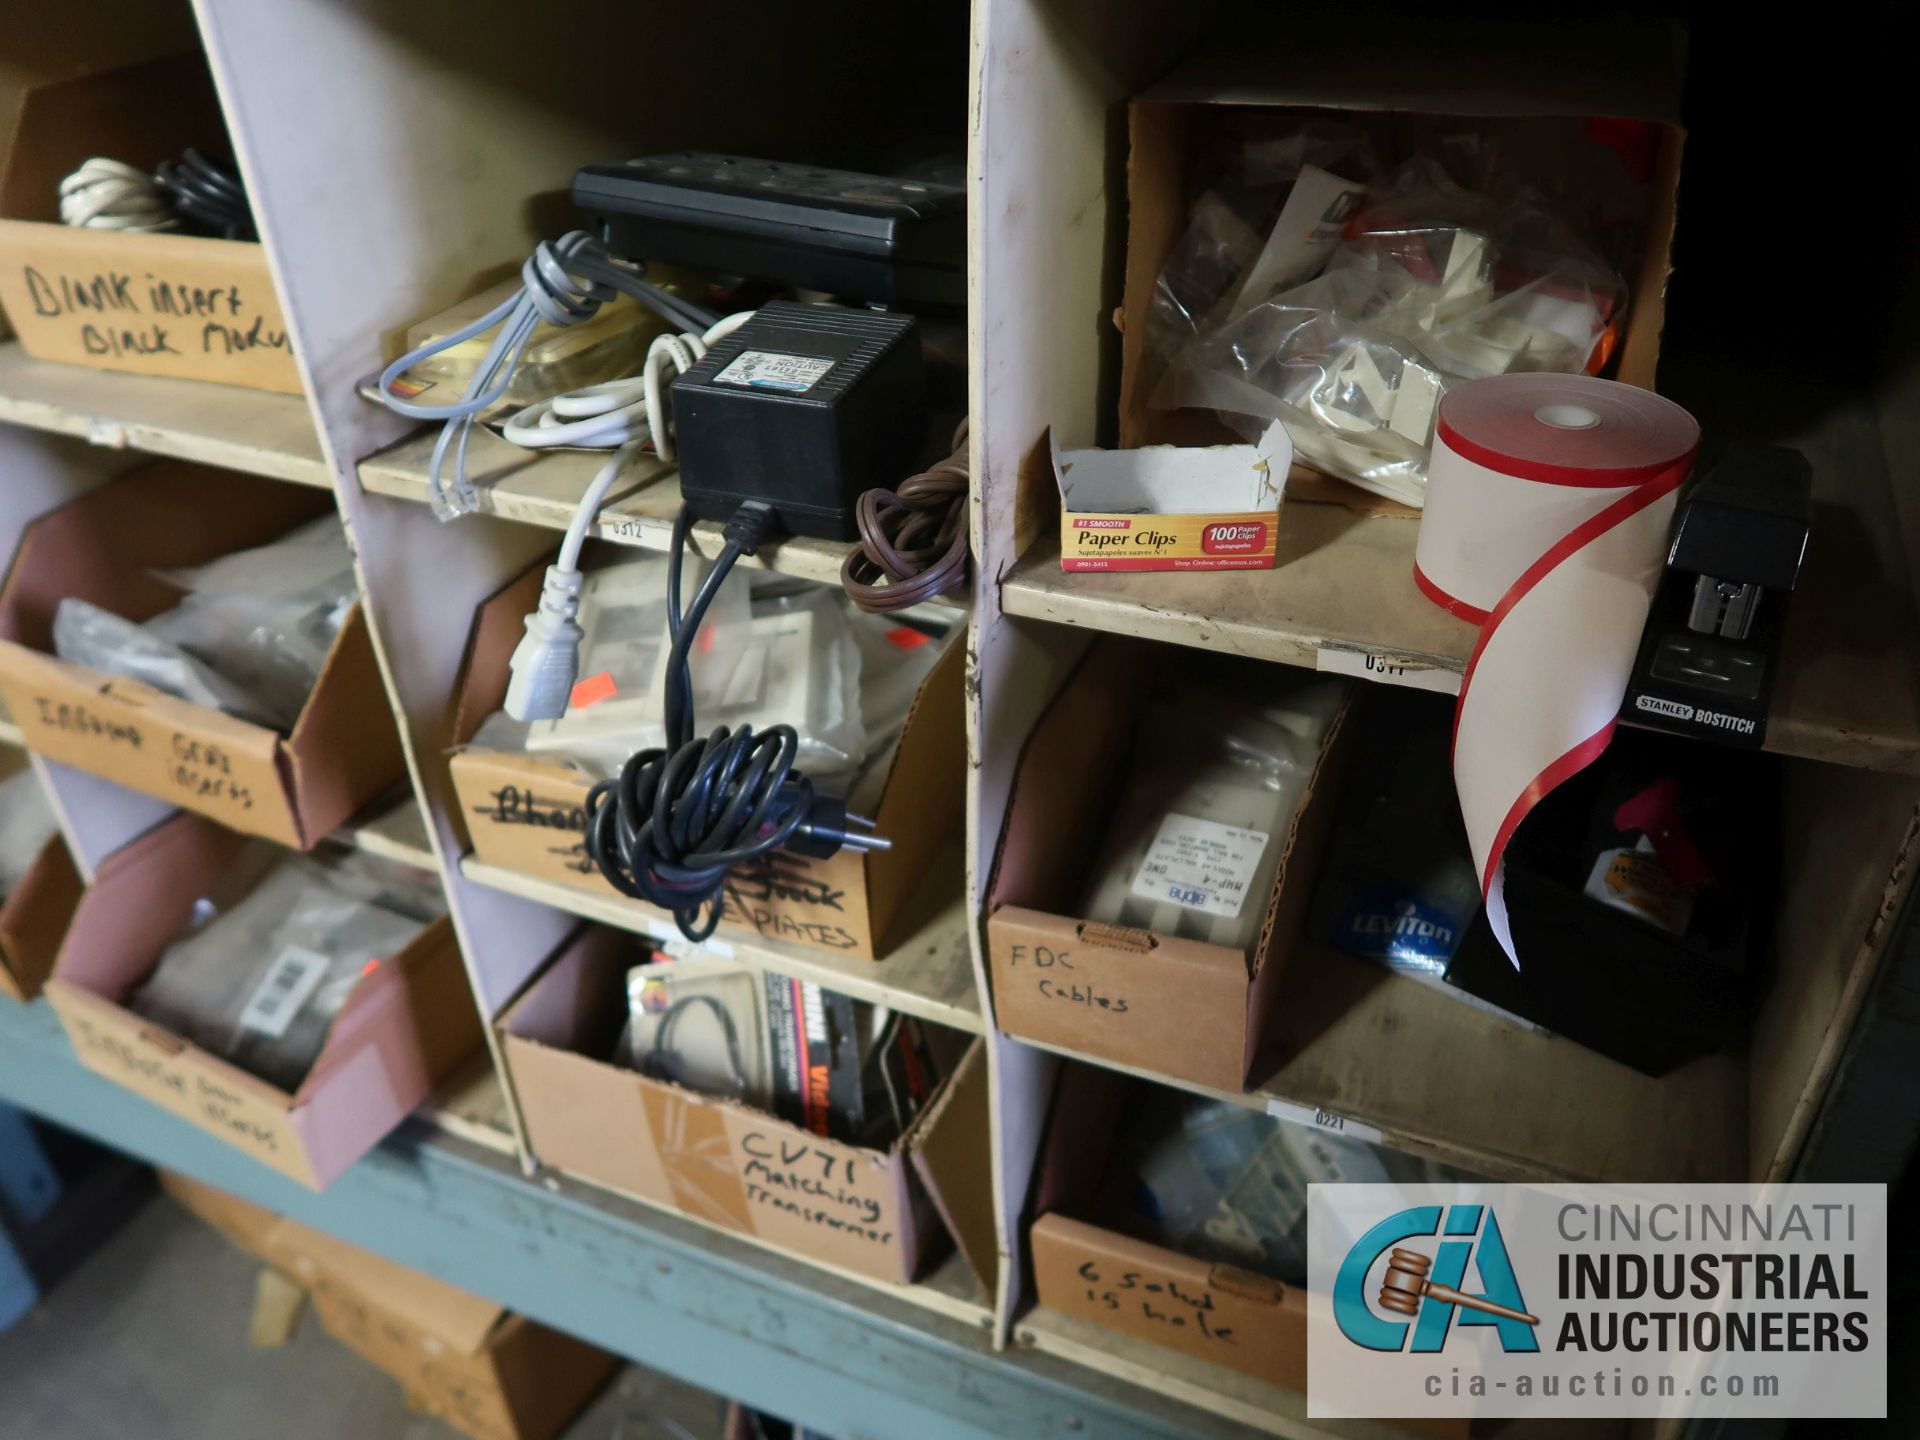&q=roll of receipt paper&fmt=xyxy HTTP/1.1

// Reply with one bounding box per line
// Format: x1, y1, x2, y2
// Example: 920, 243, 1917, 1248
1414, 373, 1700, 966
